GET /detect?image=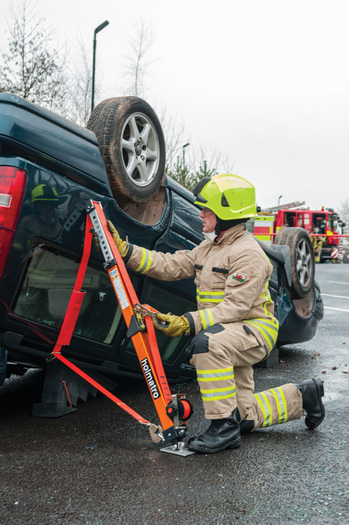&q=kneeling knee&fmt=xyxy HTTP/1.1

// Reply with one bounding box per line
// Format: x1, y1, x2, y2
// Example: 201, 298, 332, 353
190, 324, 224, 356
